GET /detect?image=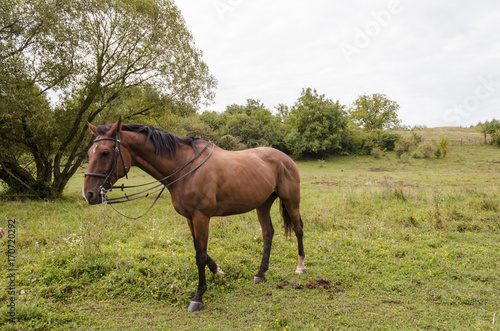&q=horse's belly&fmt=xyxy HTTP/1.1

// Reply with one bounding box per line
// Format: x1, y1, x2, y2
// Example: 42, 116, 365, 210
213, 178, 275, 216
